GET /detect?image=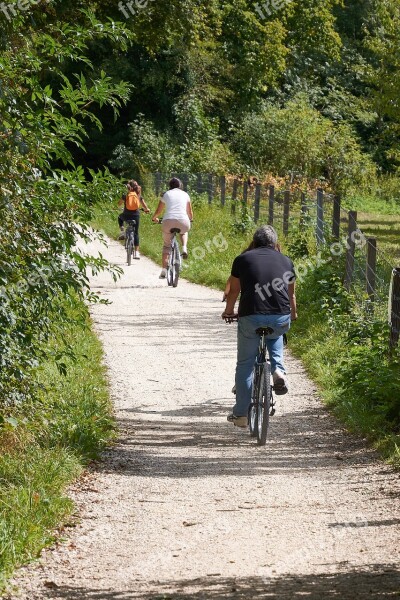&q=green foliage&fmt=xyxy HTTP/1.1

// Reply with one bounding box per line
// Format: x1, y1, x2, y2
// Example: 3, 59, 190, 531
290, 255, 400, 464
0, 445, 78, 589
110, 115, 175, 178
232, 95, 376, 191
231, 205, 255, 235
324, 123, 377, 194
286, 227, 312, 260
363, 0, 400, 168
0, 8, 129, 407
110, 100, 234, 177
